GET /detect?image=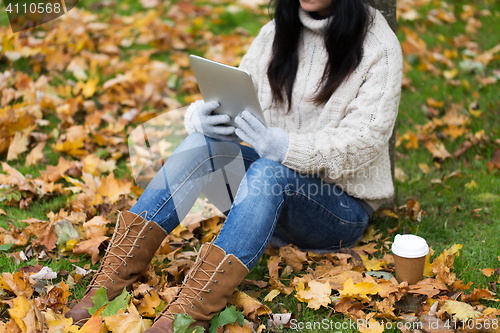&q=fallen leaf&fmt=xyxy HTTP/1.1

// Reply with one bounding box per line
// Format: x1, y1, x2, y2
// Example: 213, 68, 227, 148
137, 290, 161, 317
25, 142, 45, 166
104, 303, 152, 333
295, 280, 331, 310
339, 278, 380, 302
72, 235, 109, 265
481, 268, 495, 277
230, 291, 271, 320
442, 300, 481, 320
7, 131, 29, 161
